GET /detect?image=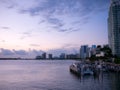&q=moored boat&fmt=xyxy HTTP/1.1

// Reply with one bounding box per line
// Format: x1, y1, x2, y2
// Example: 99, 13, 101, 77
70, 62, 95, 76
